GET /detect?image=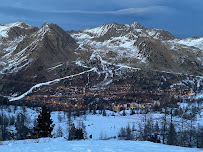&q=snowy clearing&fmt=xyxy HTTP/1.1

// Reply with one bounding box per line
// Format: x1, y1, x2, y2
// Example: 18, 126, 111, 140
0, 138, 201, 152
